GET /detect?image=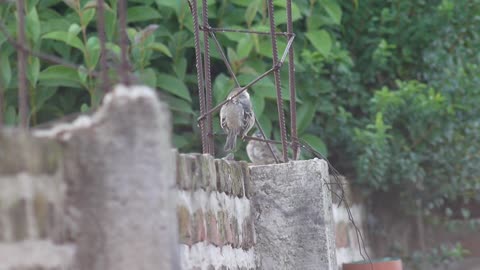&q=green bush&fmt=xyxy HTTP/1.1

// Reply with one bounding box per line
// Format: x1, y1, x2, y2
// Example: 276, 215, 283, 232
1, 0, 479, 219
